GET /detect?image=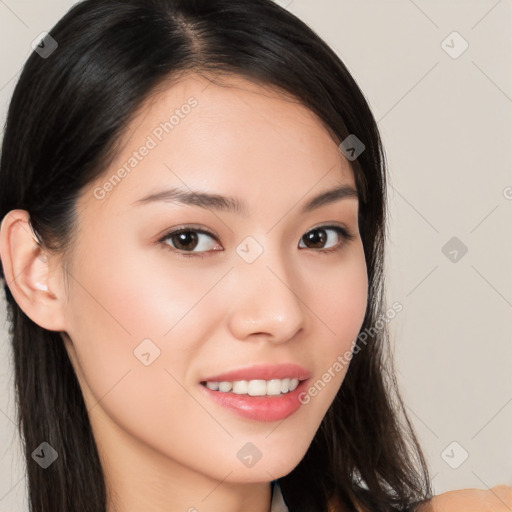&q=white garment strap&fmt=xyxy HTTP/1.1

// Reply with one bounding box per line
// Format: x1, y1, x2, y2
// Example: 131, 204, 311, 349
270, 481, 289, 512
